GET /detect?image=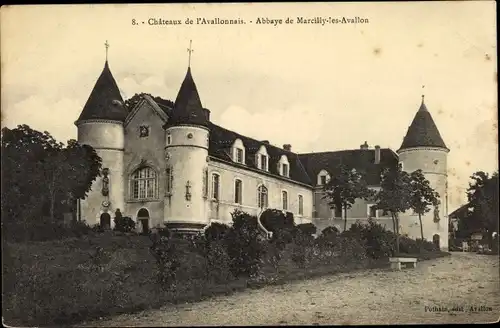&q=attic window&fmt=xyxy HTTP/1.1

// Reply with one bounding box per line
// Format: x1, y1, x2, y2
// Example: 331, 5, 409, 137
317, 169, 330, 186
236, 148, 244, 163
260, 154, 268, 171
282, 164, 289, 177
278, 154, 290, 177
256, 145, 269, 172
232, 139, 245, 164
